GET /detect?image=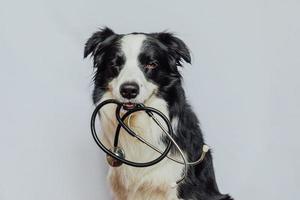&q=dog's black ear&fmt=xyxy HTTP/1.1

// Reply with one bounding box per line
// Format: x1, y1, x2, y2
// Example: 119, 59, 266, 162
155, 32, 191, 66
84, 27, 115, 58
